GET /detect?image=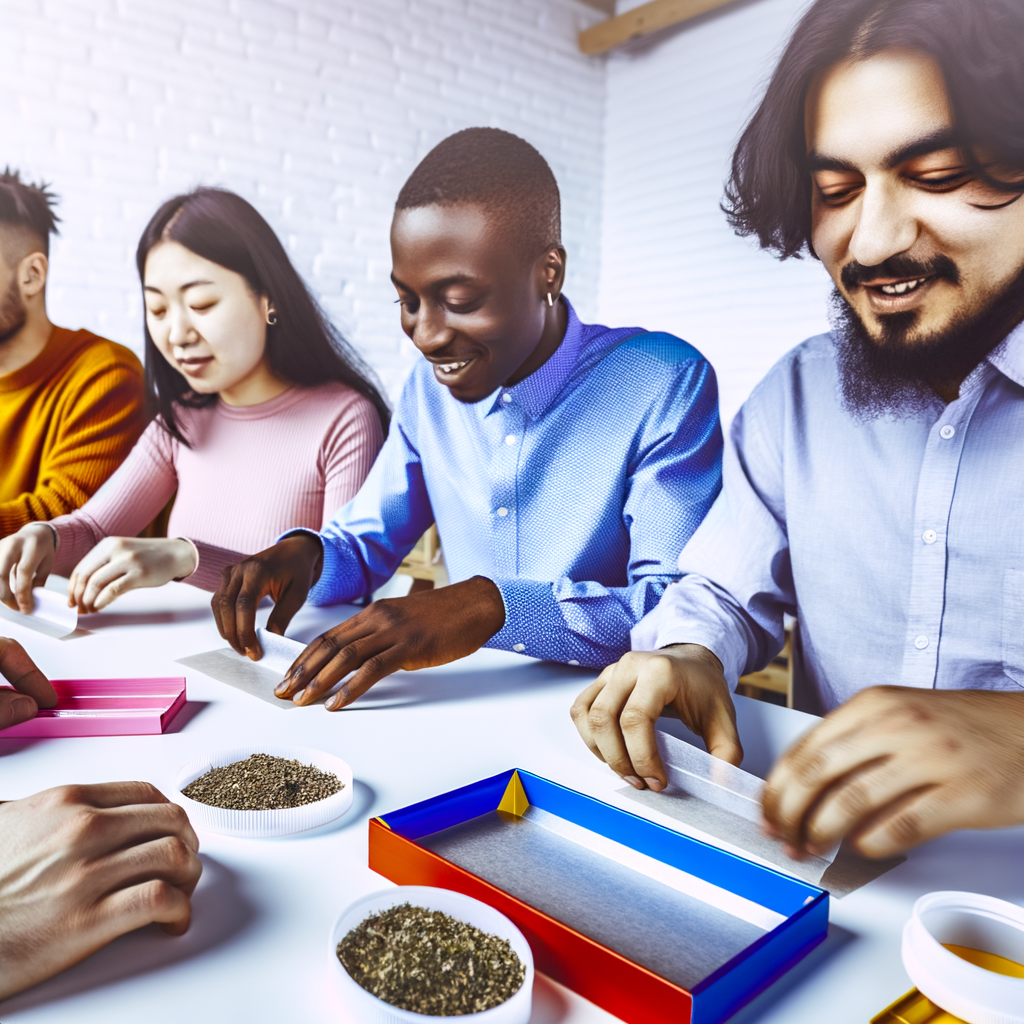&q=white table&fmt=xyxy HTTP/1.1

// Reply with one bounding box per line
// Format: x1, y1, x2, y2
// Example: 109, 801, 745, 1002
1, 581, 1020, 1023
